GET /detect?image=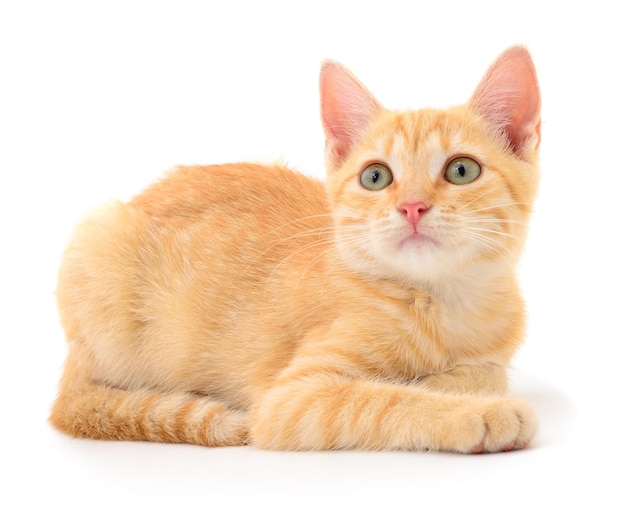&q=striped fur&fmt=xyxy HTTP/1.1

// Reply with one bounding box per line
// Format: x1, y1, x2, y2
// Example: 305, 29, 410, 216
51, 46, 541, 453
